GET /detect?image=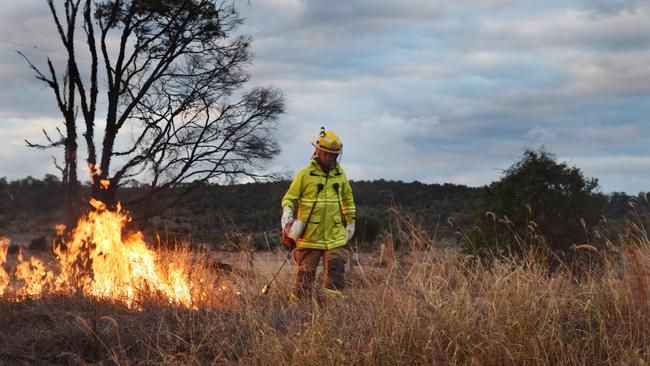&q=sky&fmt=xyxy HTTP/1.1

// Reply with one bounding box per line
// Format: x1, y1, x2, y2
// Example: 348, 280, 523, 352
1, 0, 650, 194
